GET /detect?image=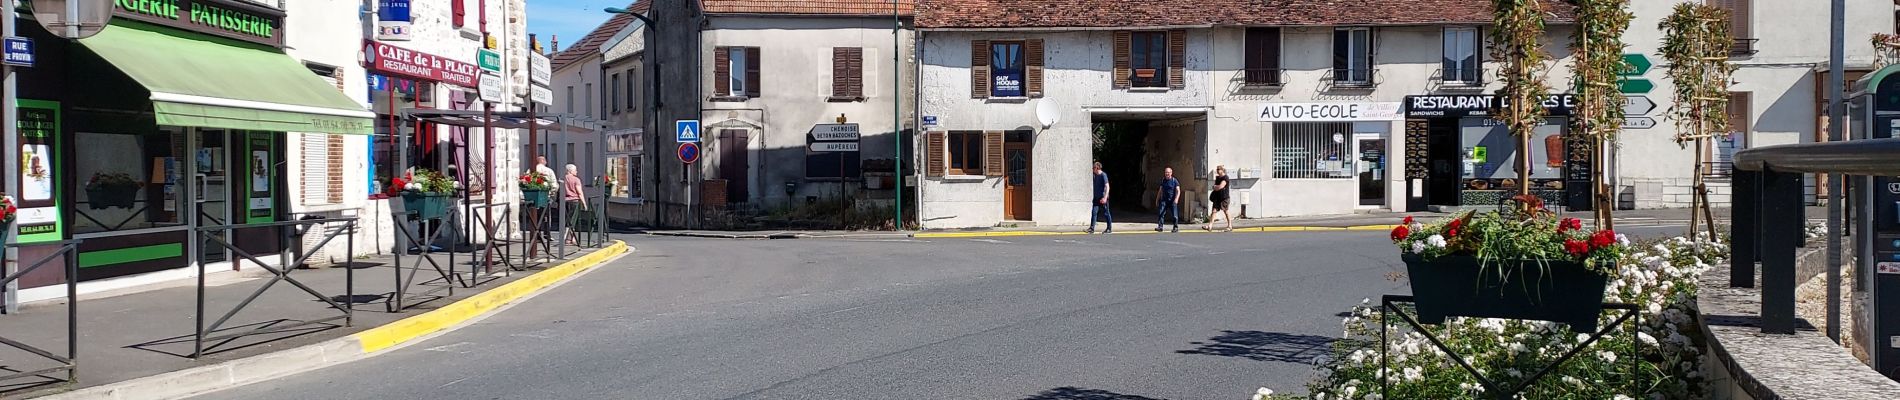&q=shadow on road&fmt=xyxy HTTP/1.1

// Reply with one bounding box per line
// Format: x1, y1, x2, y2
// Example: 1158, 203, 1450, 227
1176, 330, 1338, 364
1020, 386, 1168, 400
